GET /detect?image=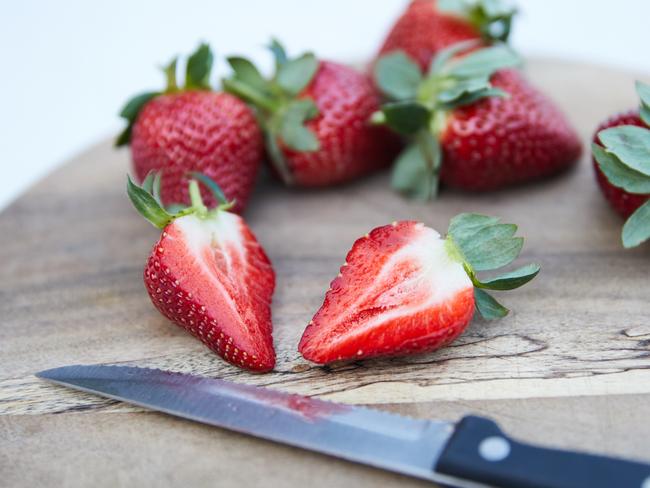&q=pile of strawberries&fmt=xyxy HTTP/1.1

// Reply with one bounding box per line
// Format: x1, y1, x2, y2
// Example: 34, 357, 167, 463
119, 0, 650, 373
